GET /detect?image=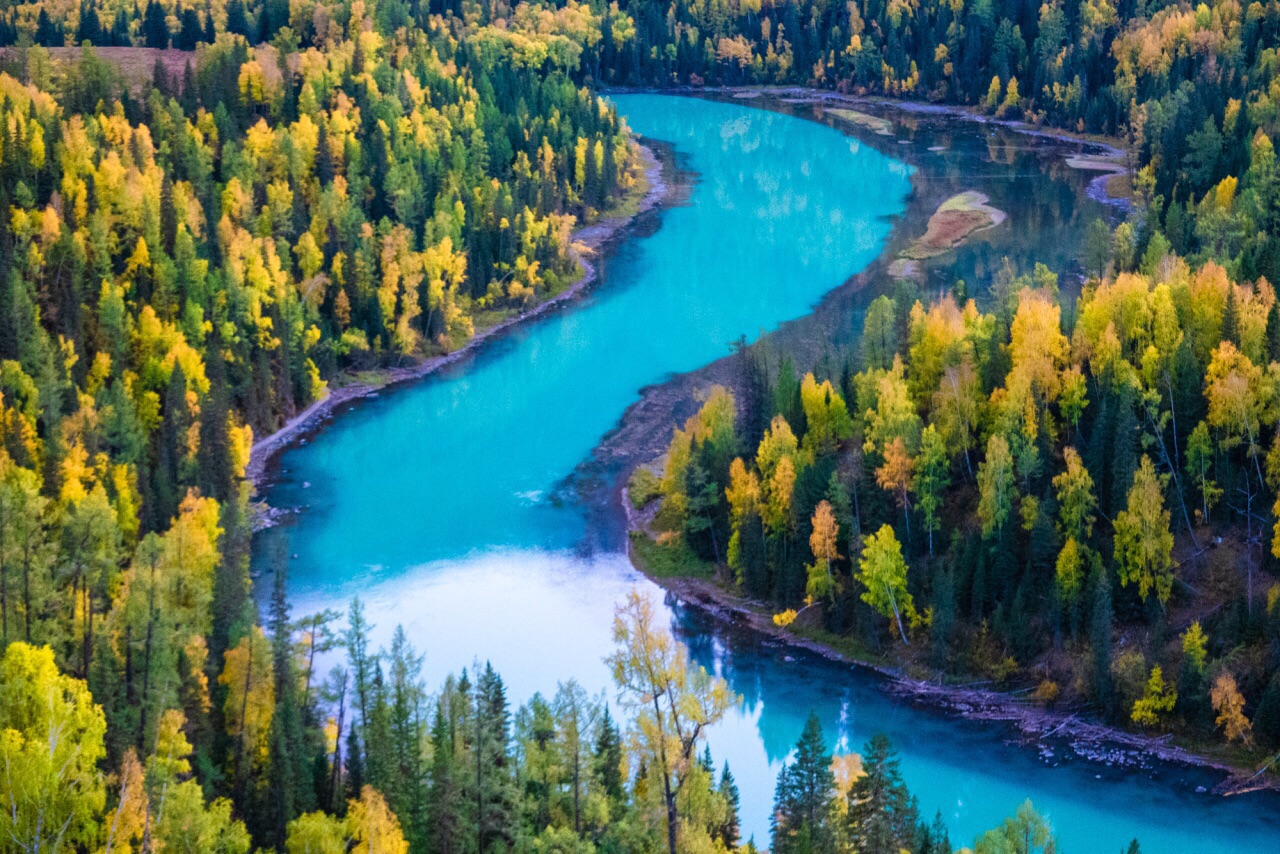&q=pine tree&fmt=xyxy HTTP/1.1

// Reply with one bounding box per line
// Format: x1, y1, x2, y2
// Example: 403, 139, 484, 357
1253, 672, 1280, 749
225, 0, 251, 38
1108, 382, 1139, 518
176, 5, 203, 49
345, 724, 365, 800
1266, 300, 1280, 365
260, 0, 290, 42
152, 363, 190, 529
198, 330, 235, 504
75, 3, 102, 44
427, 680, 464, 848
143, 0, 169, 48
917, 811, 952, 853
846, 734, 919, 854
594, 705, 624, 803
1222, 284, 1240, 348
718, 763, 741, 848
345, 598, 377, 747
1090, 567, 1115, 719
266, 562, 314, 846
472, 663, 517, 851
109, 9, 130, 45
772, 712, 837, 853
35, 9, 62, 46
385, 627, 429, 848
210, 486, 254, 666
